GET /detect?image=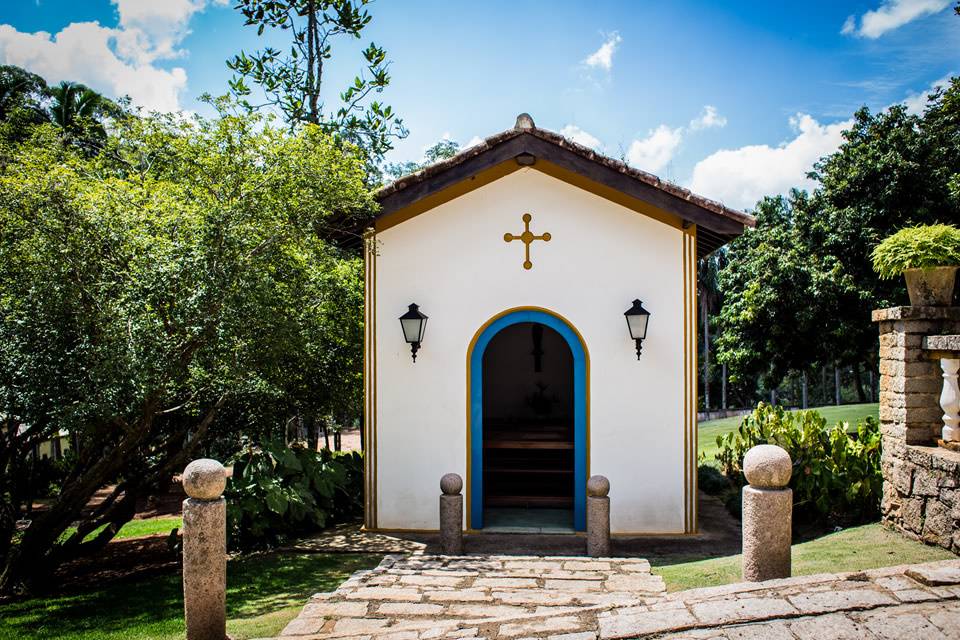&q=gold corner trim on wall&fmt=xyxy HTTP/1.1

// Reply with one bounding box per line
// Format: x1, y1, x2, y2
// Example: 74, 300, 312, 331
362, 229, 379, 530
681, 225, 698, 534
464, 305, 592, 531
691, 227, 699, 533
